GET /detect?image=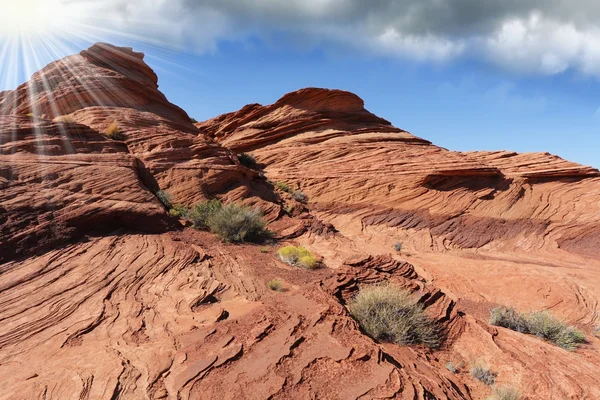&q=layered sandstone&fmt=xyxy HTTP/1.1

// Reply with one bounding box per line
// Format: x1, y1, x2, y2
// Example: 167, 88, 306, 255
0, 45, 599, 400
